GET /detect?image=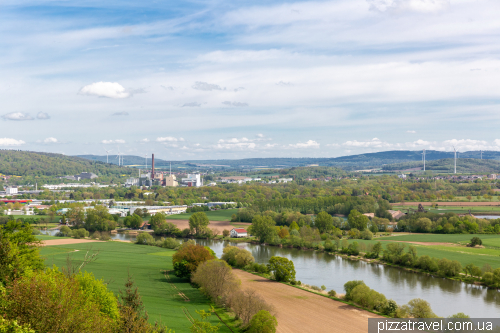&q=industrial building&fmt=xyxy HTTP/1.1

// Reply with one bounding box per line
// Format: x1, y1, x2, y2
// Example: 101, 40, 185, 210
126, 154, 180, 187
181, 174, 202, 187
